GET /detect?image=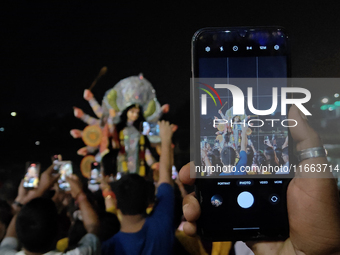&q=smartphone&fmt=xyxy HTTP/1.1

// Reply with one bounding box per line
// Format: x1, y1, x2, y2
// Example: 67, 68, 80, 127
54, 161, 73, 191
23, 162, 40, 189
192, 27, 293, 241
88, 161, 101, 192
142, 121, 160, 143
172, 166, 178, 180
